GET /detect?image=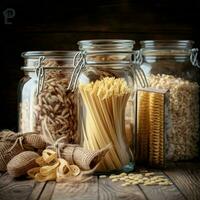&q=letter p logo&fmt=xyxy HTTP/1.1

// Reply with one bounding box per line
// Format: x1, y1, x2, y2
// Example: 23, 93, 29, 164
3, 8, 16, 24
